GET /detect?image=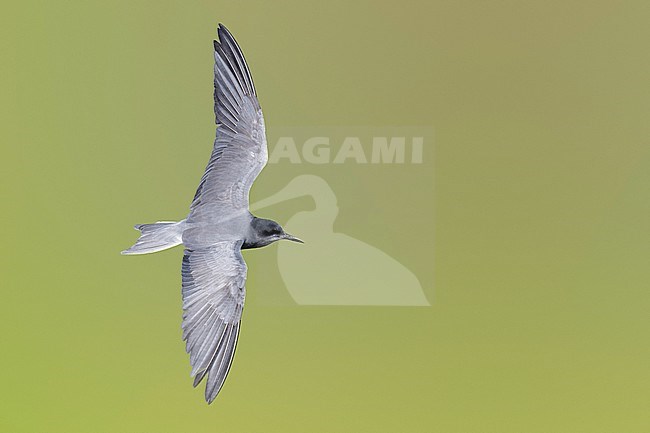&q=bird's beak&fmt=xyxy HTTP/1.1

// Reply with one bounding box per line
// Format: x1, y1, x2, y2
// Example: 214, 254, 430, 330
282, 233, 304, 243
